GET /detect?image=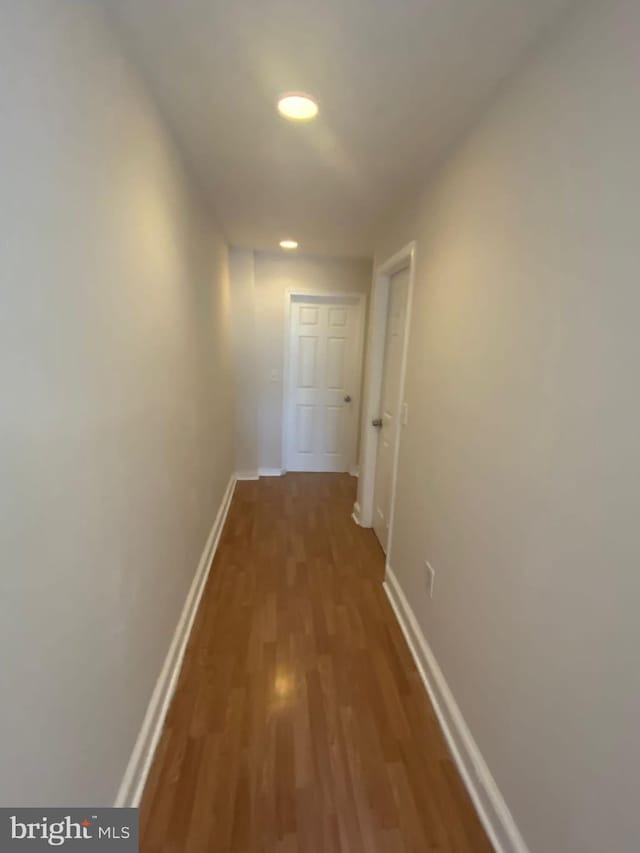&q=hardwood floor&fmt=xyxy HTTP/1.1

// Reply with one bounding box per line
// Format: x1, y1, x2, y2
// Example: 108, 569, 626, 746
140, 473, 491, 852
